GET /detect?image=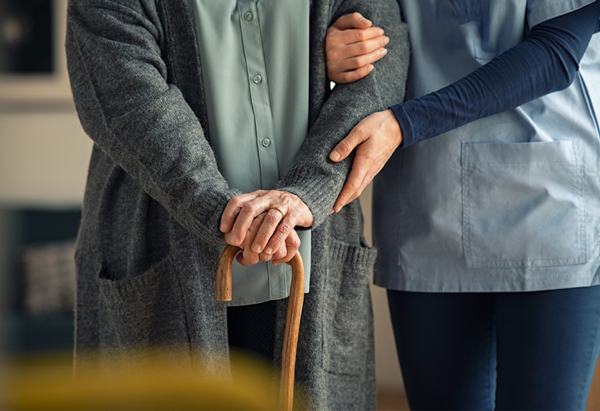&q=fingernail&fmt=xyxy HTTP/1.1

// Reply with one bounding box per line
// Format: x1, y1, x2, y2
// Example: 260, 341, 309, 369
330, 151, 340, 161
368, 64, 374, 71
265, 247, 273, 255
220, 223, 227, 232
328, 209, 334, 215
379, 29, 384, 35
361, 18, 371, 25
384, 36, 390, 45
381, 48, 388, 55
252, 244, 261, 253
